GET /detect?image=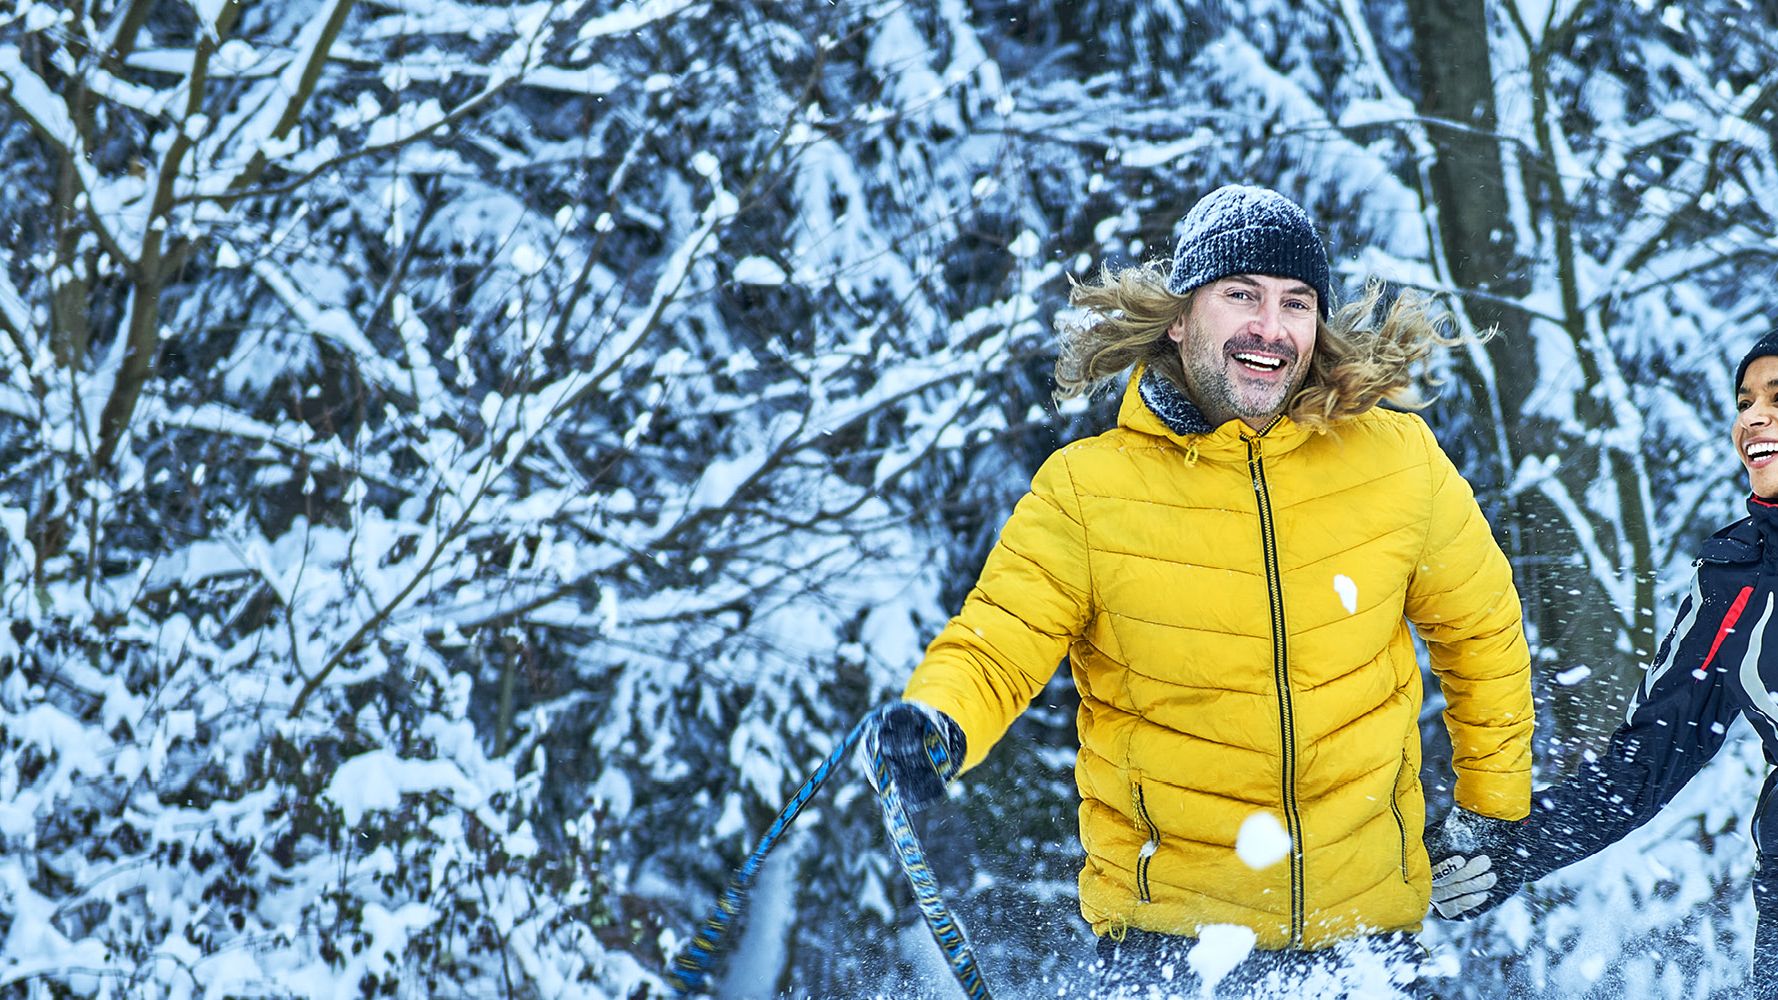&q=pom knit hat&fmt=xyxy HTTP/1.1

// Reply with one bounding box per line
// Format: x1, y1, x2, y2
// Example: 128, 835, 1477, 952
1736, 329, 1778, 394
1166, 185, 1332, 317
